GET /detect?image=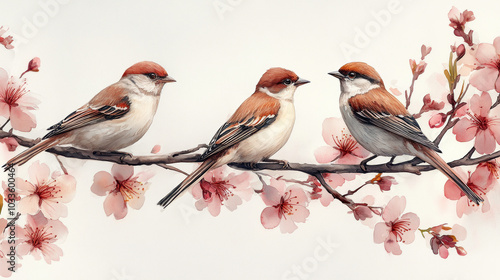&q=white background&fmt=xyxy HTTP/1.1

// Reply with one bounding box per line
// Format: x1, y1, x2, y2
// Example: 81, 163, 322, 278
1, 0, 500, 279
